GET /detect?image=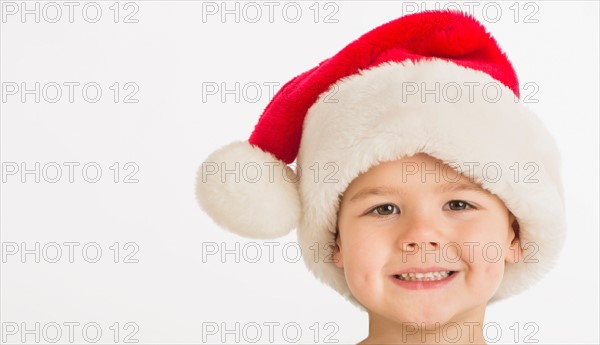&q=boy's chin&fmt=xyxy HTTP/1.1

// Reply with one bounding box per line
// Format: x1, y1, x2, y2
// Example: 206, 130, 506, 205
397, 314, 455, 328
380, 304, 461, 328
376, 300, 488, 330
